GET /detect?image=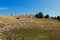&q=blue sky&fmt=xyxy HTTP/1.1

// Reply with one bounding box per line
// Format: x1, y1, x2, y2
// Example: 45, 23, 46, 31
0, 0, 60, 16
